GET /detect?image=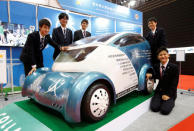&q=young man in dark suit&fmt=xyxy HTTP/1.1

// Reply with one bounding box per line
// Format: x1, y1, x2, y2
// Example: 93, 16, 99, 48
73, 19, 91, 42
146, 17, 167, 64
147, 47, 179, 115
52, 13, 73, 60
20, 19, 61, 76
